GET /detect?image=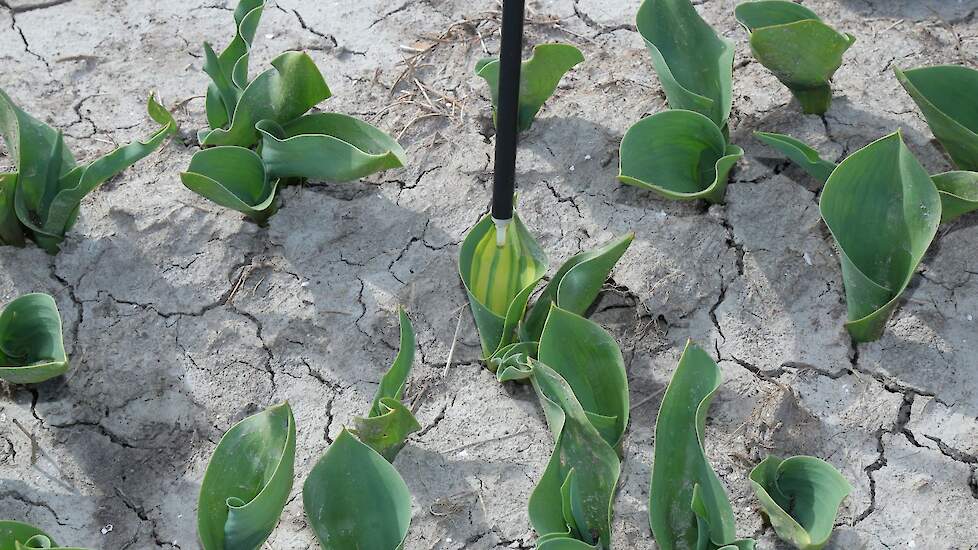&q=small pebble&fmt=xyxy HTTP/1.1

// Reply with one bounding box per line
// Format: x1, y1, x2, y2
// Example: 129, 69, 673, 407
584, 154, 592, 160
967, 314, 973, 321
100, 524, 113, 535
803, 252, 813, 266
569, 165, 575, 171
